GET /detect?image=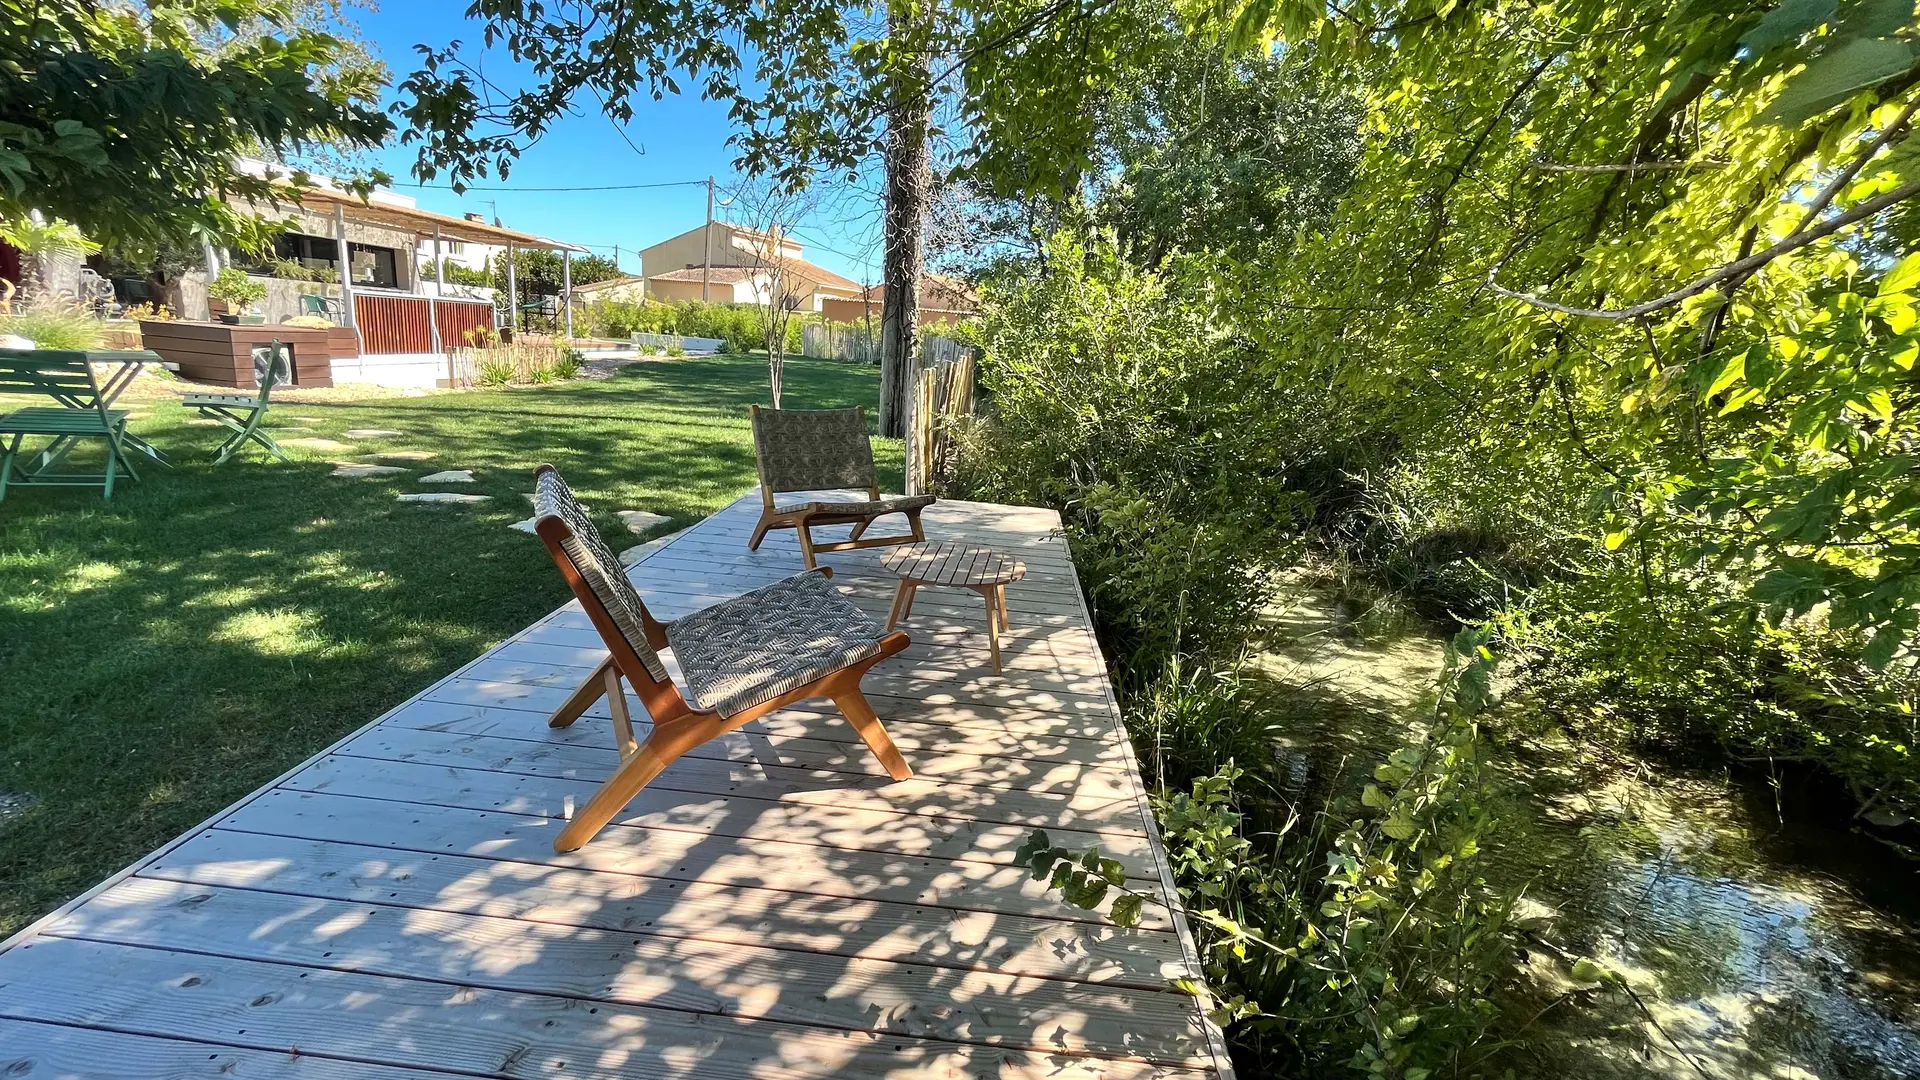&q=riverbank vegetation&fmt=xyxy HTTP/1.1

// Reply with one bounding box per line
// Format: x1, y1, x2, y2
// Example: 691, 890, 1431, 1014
938, 2, 1920, 1075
